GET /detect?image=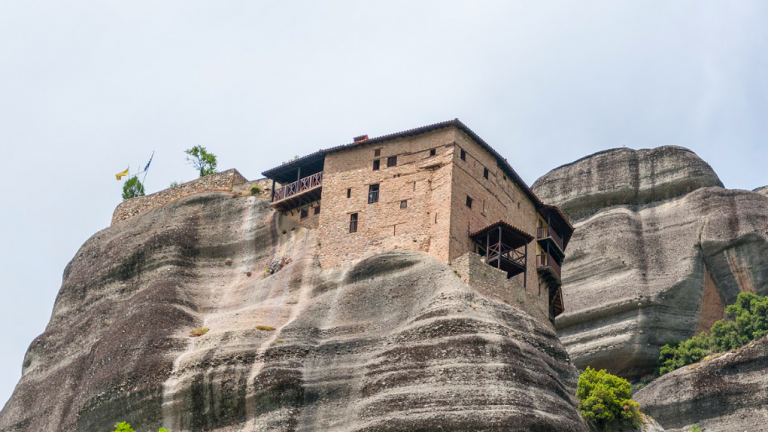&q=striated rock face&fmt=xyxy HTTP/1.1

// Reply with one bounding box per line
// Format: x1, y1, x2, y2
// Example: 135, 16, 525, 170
532, 146, 768, 379
0, 192, 587, 432
635, 336, 768, 432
